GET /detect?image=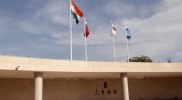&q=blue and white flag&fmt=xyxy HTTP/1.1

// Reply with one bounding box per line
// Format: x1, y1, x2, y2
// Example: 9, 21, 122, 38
125, 27, 131, 40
